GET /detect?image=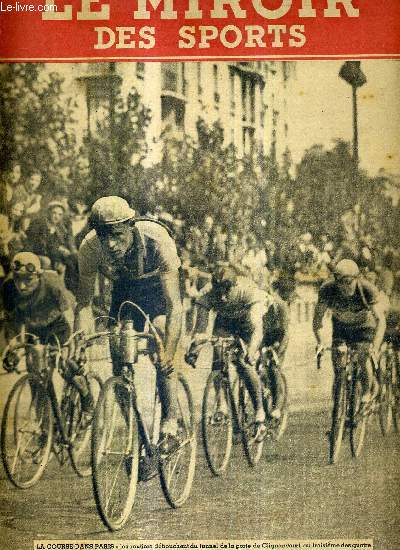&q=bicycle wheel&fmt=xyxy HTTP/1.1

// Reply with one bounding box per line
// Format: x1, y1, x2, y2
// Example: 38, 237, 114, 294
350, 376, 367, 459
159, 373, 197, 508
91, 376, 139, 531
202, 370, 233, 476
378, 354, 393, 436
1, 374, 53, 489
238, 378, 263, 467
329, 369, 346, 465
67, 374, 103, 477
